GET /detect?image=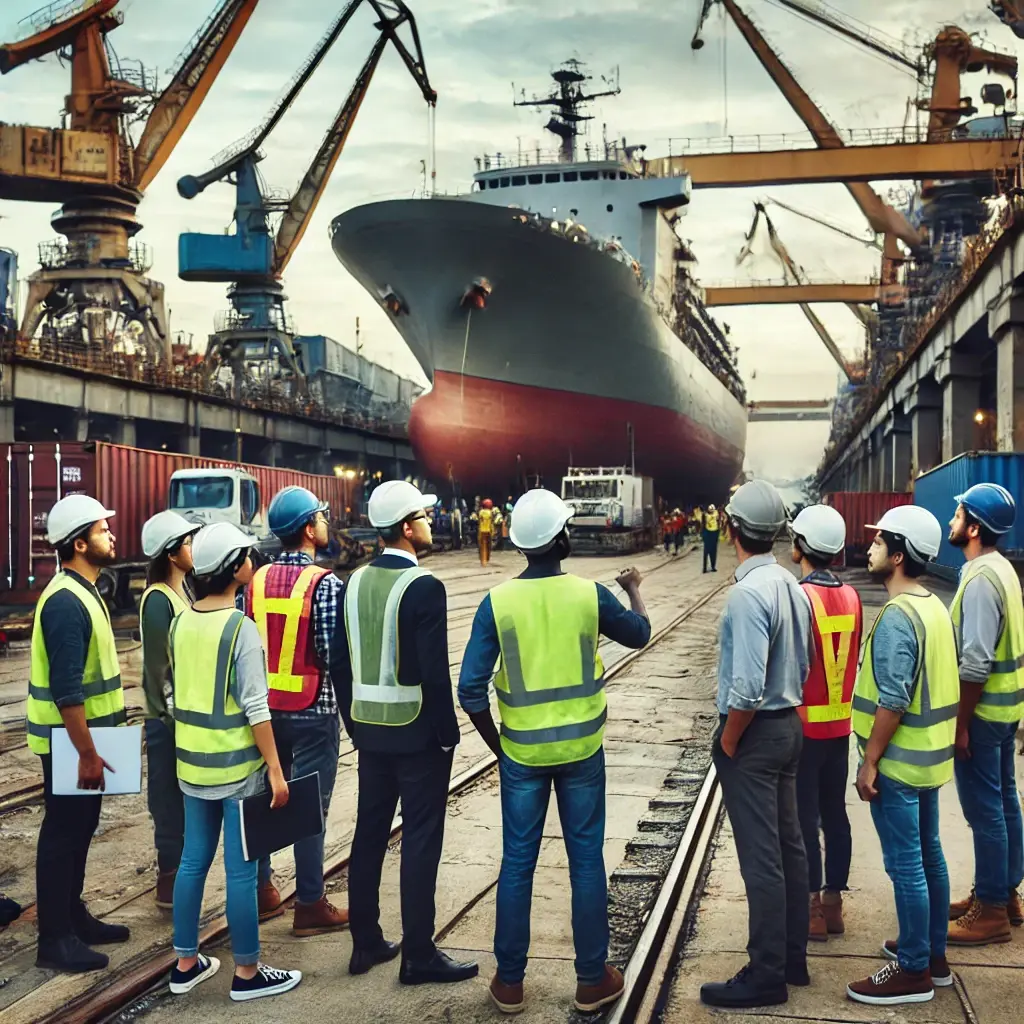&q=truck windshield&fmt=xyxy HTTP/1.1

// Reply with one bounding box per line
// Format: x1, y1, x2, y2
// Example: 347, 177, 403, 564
564, 480, 617, 499
169, 477, 233, 510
